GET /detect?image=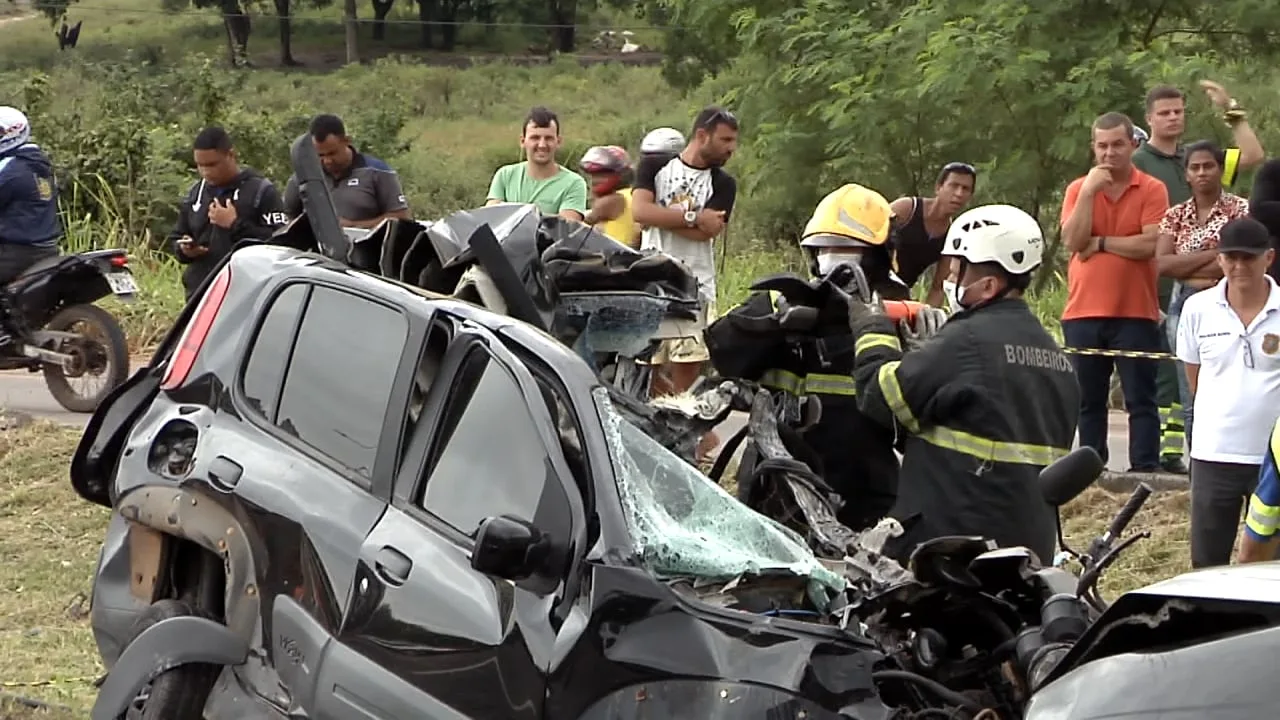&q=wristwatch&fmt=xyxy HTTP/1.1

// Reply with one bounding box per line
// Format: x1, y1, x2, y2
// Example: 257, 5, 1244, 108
1098, 236, 1108, 253
683, 210, 698, 228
